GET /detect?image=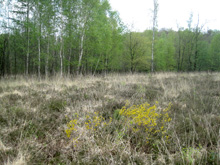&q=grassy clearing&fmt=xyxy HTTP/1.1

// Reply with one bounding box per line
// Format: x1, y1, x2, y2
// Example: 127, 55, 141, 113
0, 73, 220, 164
